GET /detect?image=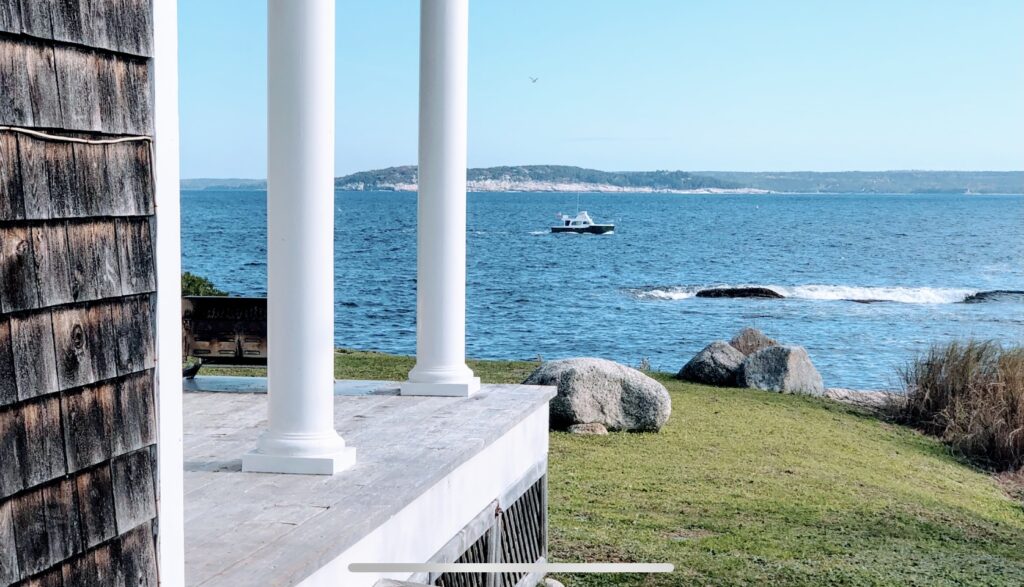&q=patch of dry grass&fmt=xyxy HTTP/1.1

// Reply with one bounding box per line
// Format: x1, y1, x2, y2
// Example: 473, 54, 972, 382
889, 340, 1024, 470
